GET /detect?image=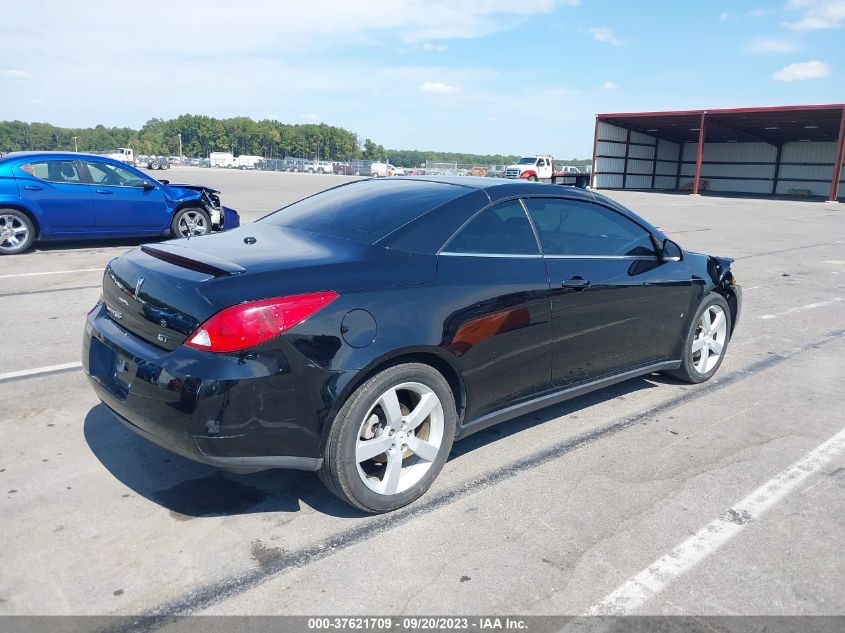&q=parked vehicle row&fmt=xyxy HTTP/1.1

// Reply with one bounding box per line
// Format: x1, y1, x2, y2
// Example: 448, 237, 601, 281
0, 151, 239, 254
